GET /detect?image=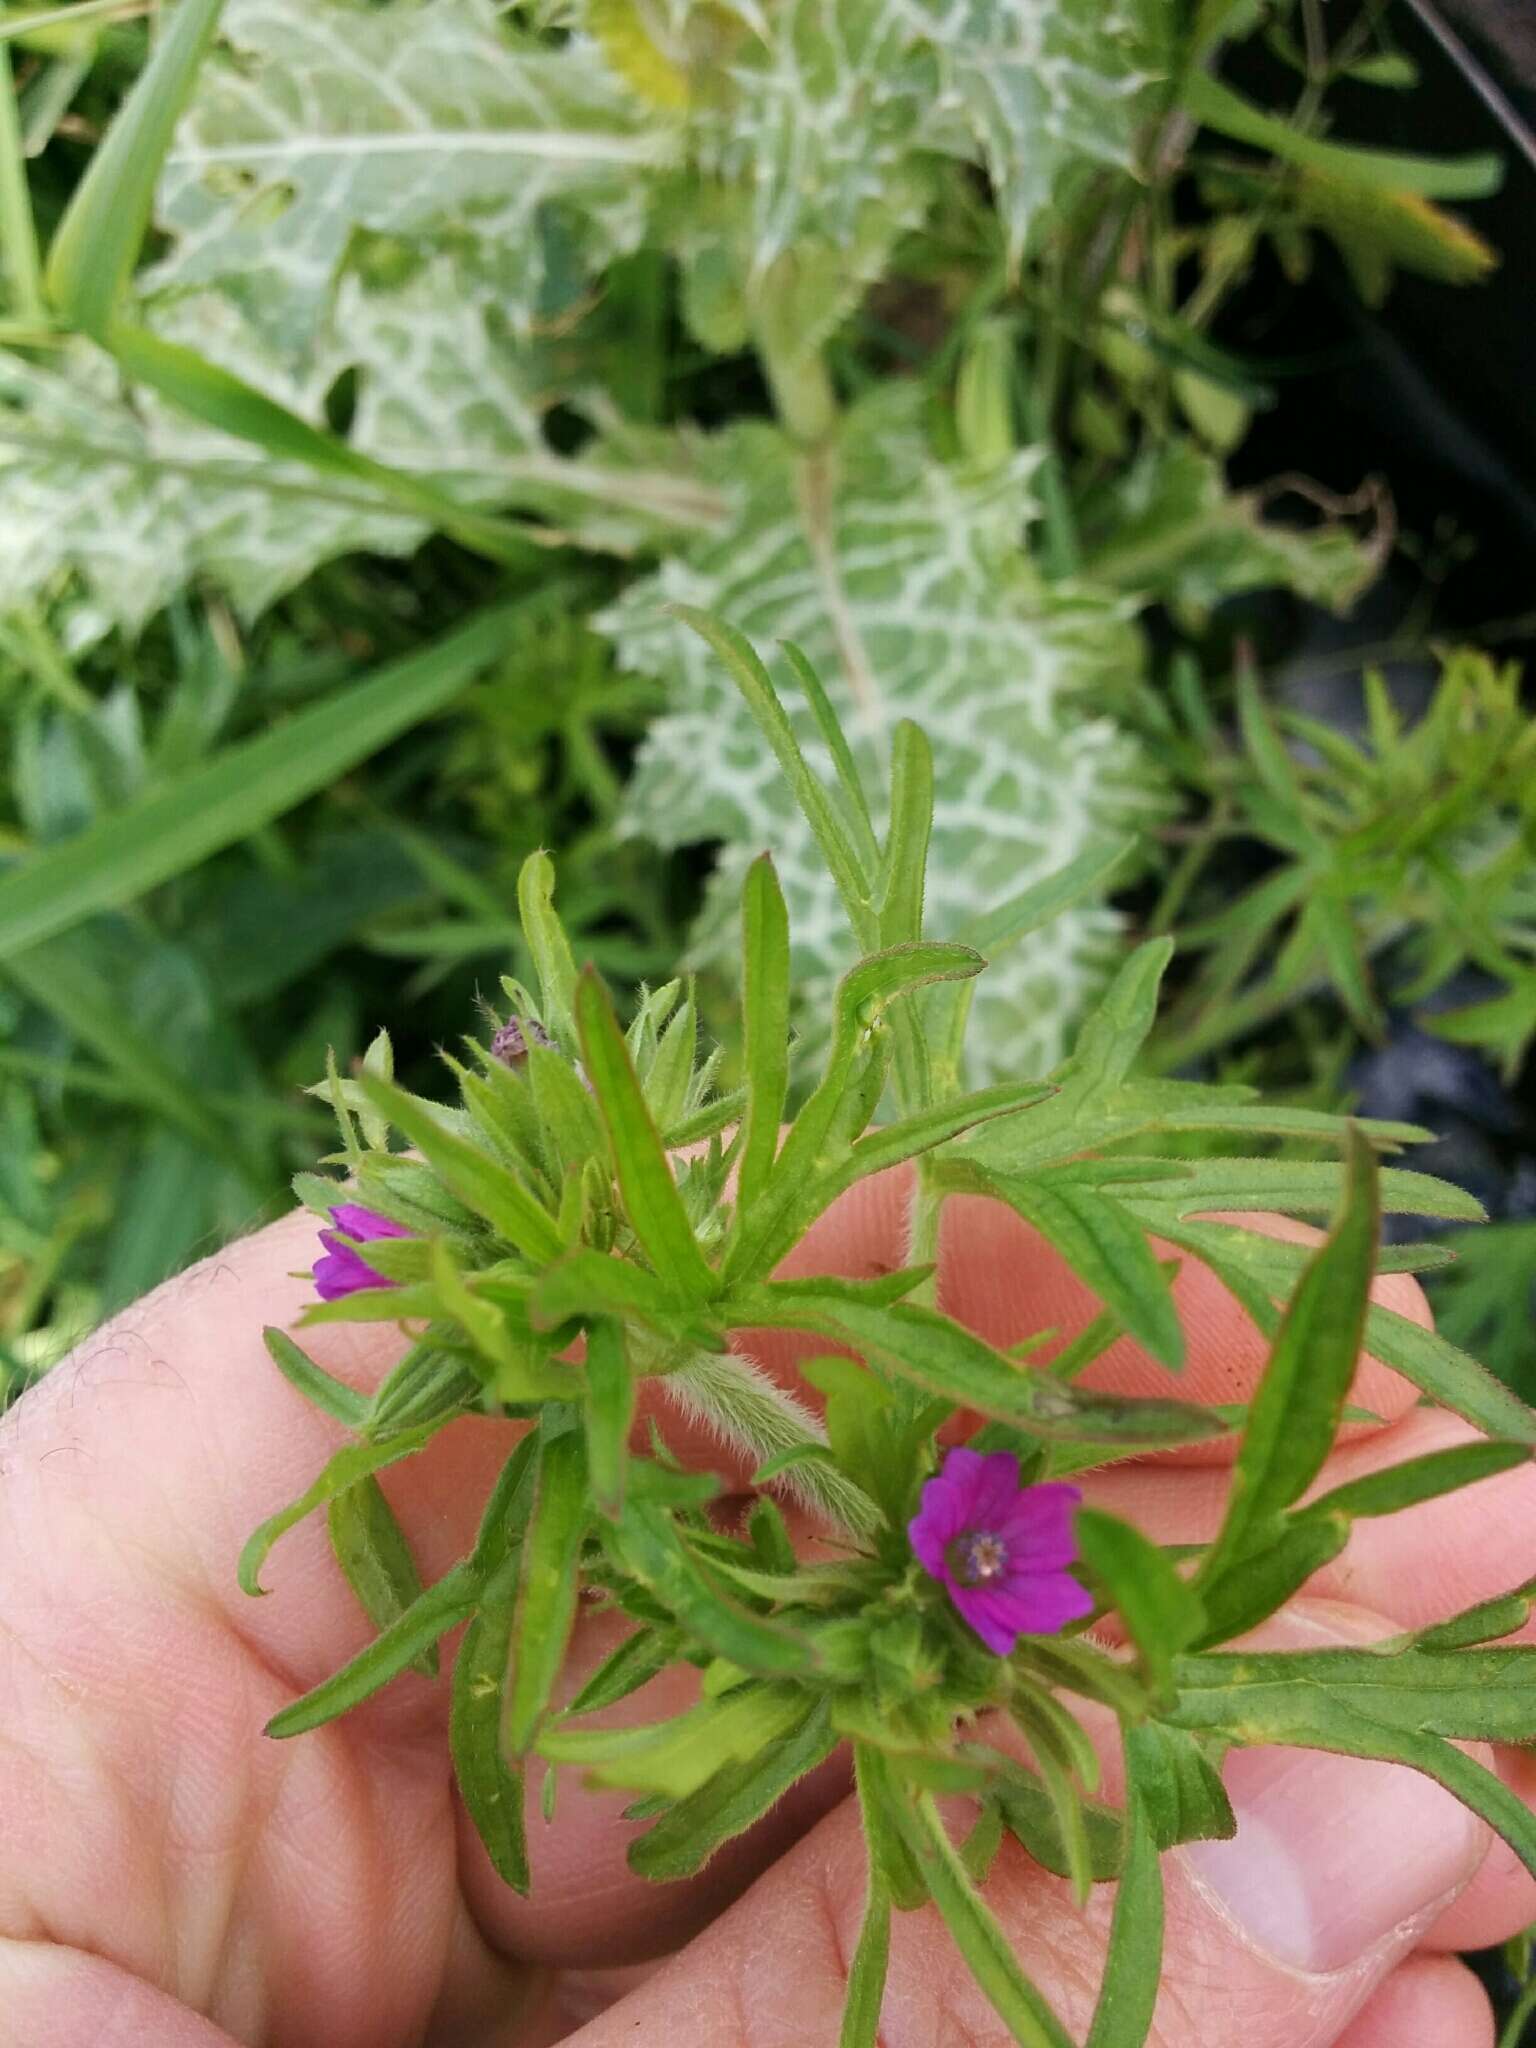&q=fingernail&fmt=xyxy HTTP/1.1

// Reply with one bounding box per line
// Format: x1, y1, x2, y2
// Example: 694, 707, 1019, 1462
1182, 1742, 1487, 1971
